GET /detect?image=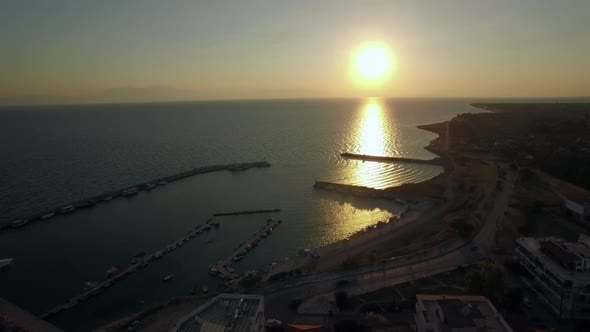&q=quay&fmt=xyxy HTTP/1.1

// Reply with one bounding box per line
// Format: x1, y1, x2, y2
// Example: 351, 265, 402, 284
40, 219, 218, 320
2, 161, 271, 232
212, 208, 281, 216
340, 152, 443, 165
209, 218, 282, 280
